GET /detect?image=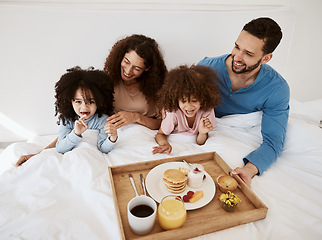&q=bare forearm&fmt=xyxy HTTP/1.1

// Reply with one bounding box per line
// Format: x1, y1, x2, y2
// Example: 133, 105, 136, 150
244, 162, 259, 177
44, 137, 58, 150
16, 137, 58, 167
196, 132, 208, 145
135, 113, 161, 130
152, 131, 172, 154
155, 132, 168, 146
